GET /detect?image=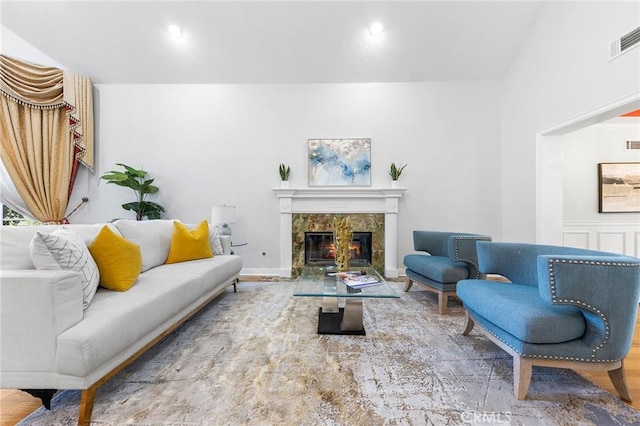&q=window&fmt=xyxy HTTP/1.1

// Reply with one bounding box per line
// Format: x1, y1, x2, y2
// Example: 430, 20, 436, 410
1, 204, 37, 226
